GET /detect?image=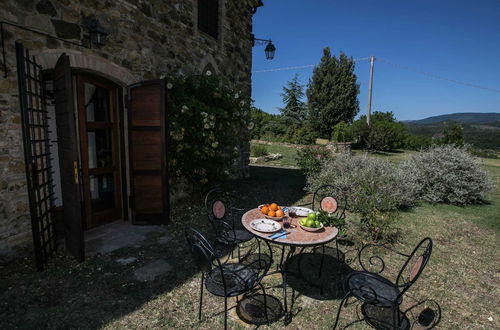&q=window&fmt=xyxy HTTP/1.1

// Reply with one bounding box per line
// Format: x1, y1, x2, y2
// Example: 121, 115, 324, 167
198, 0, 219, 39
